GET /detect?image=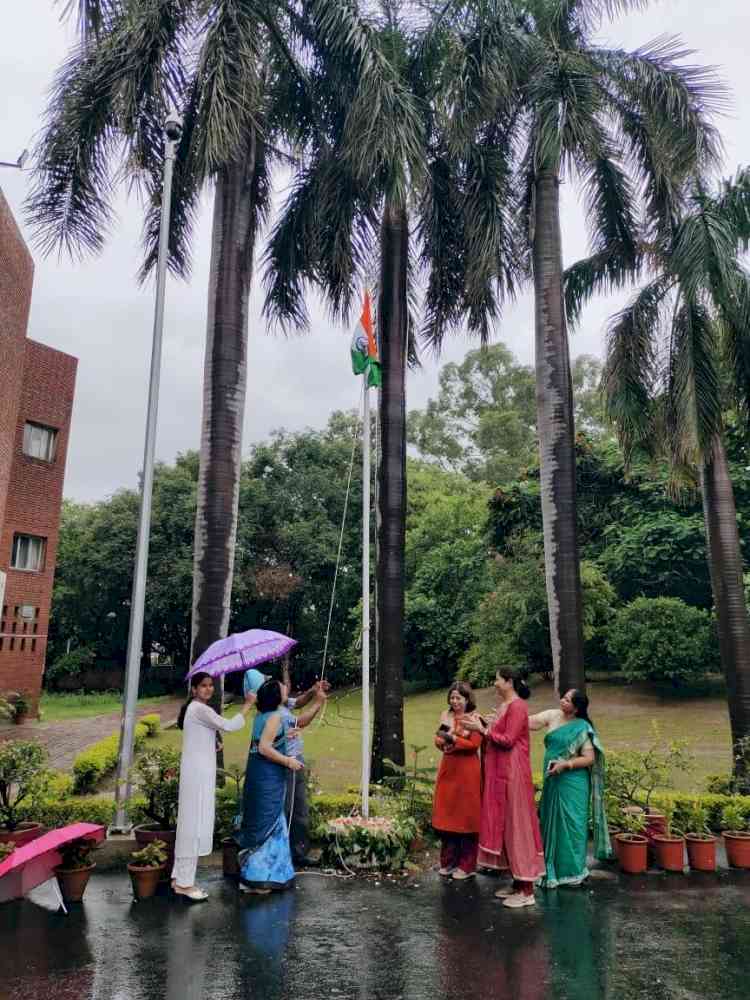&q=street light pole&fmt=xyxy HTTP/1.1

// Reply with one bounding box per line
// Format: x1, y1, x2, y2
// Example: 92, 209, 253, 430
112, 113, 183, 832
